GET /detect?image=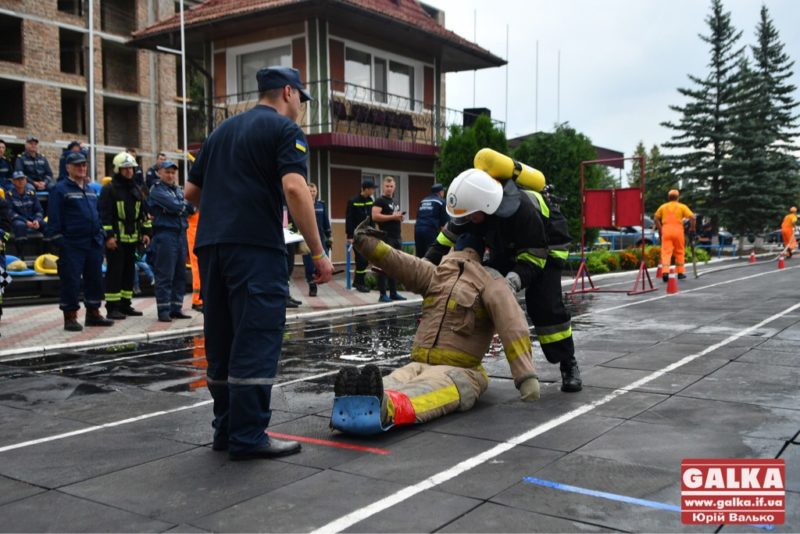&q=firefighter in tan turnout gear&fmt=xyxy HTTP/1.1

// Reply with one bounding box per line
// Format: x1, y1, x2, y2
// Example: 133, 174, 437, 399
330, 218, 540, 435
